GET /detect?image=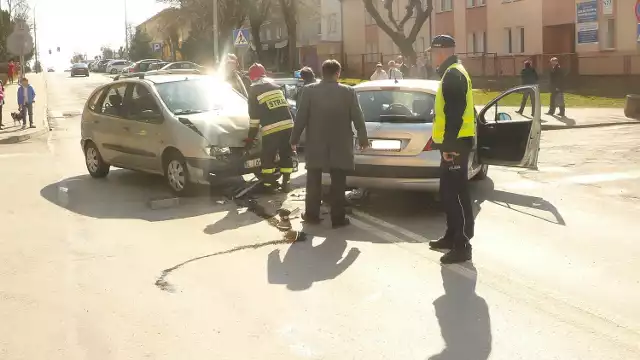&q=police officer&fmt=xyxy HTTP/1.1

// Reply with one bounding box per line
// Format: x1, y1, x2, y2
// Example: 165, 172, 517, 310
246, 63, 295, 192
427, 35, 475, 264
